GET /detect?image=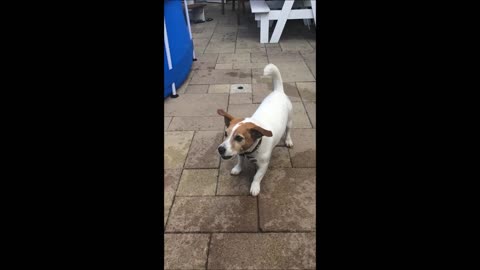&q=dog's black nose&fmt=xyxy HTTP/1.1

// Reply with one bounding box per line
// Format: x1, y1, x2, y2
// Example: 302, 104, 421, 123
218, 146, 226, 155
